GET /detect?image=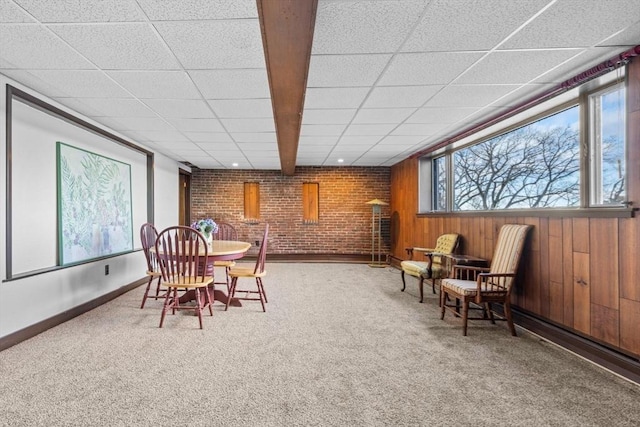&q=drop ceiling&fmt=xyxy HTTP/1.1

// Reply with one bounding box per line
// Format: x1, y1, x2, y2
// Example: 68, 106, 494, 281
1, 0, 639, 171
